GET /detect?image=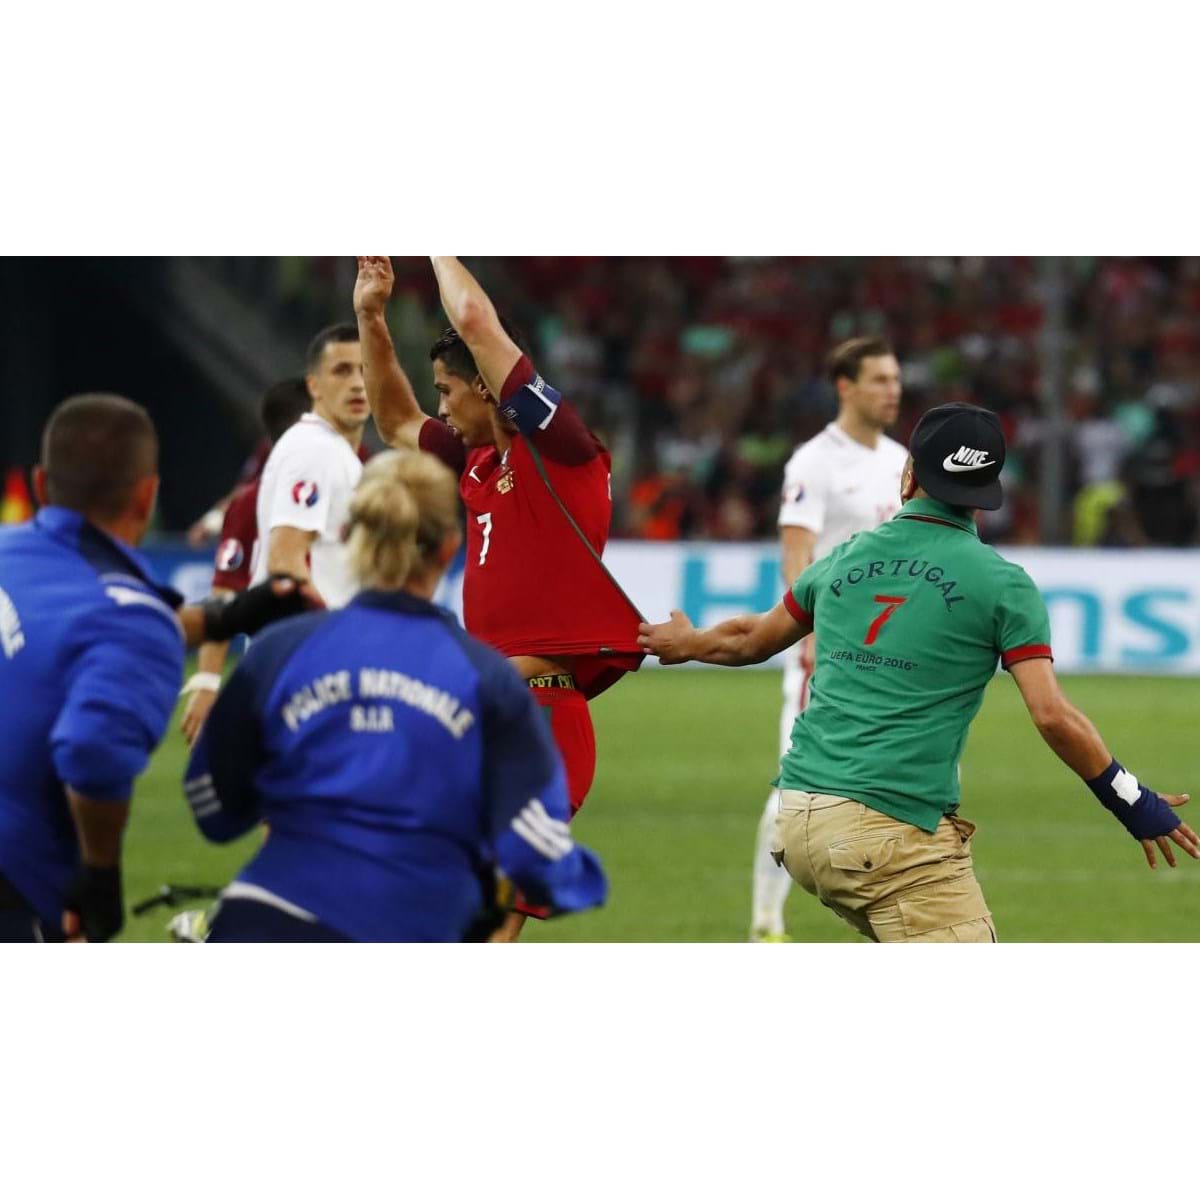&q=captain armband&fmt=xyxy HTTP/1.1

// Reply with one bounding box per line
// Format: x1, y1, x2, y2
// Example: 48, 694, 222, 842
497, 374, 564, 436
1086, 758, 1180, 841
